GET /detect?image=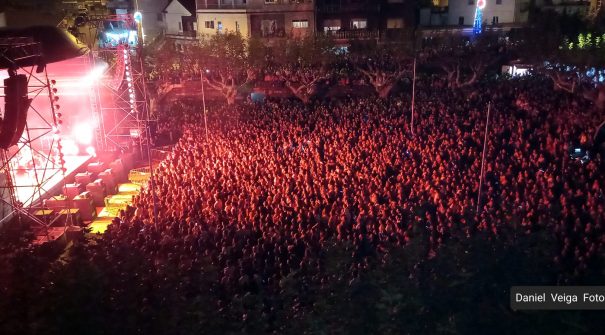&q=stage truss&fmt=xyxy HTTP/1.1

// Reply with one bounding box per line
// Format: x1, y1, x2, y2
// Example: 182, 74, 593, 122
81, 14, 152, 158
0, 38, 72, 228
